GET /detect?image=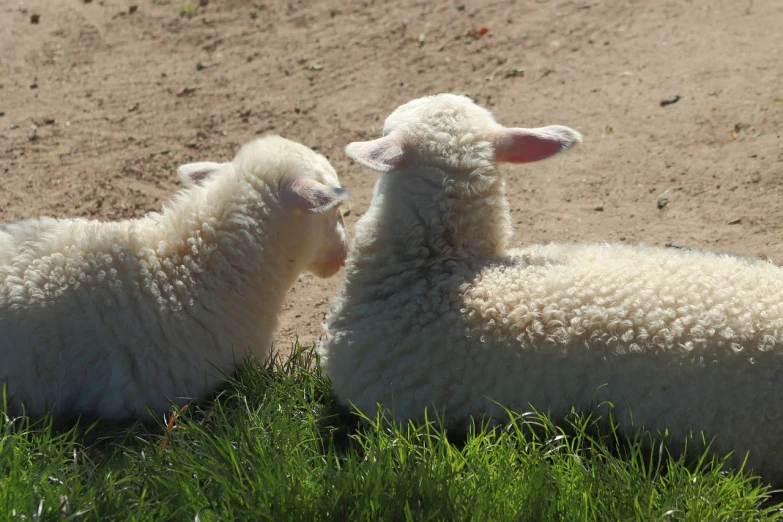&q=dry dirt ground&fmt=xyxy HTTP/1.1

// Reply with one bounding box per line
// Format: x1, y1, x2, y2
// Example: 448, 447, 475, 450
1, 0, 781, 353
